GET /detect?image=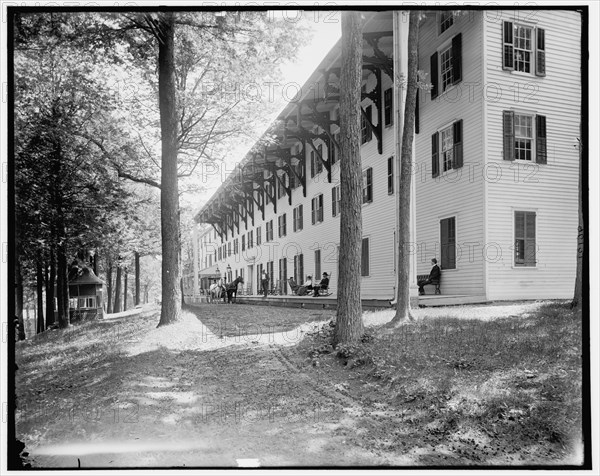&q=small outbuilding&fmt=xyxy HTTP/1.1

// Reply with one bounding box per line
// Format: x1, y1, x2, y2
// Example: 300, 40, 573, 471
68, 265, 105, 321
